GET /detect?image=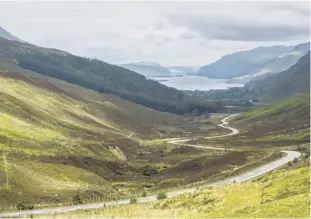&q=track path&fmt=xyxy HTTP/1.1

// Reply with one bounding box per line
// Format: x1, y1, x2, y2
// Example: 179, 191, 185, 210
0, 114, 301, 218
